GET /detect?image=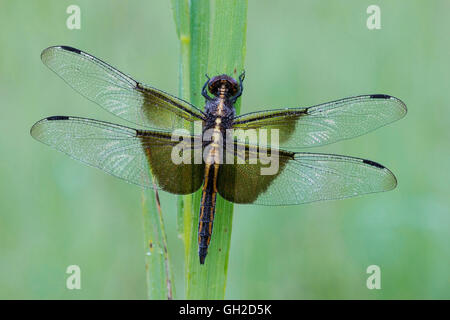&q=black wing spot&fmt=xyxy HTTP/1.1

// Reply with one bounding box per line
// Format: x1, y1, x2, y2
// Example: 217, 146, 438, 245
59, 46, 81, 54
370, 94, 391, 99
363, 159, 385, 169
47, 116, 70, 121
